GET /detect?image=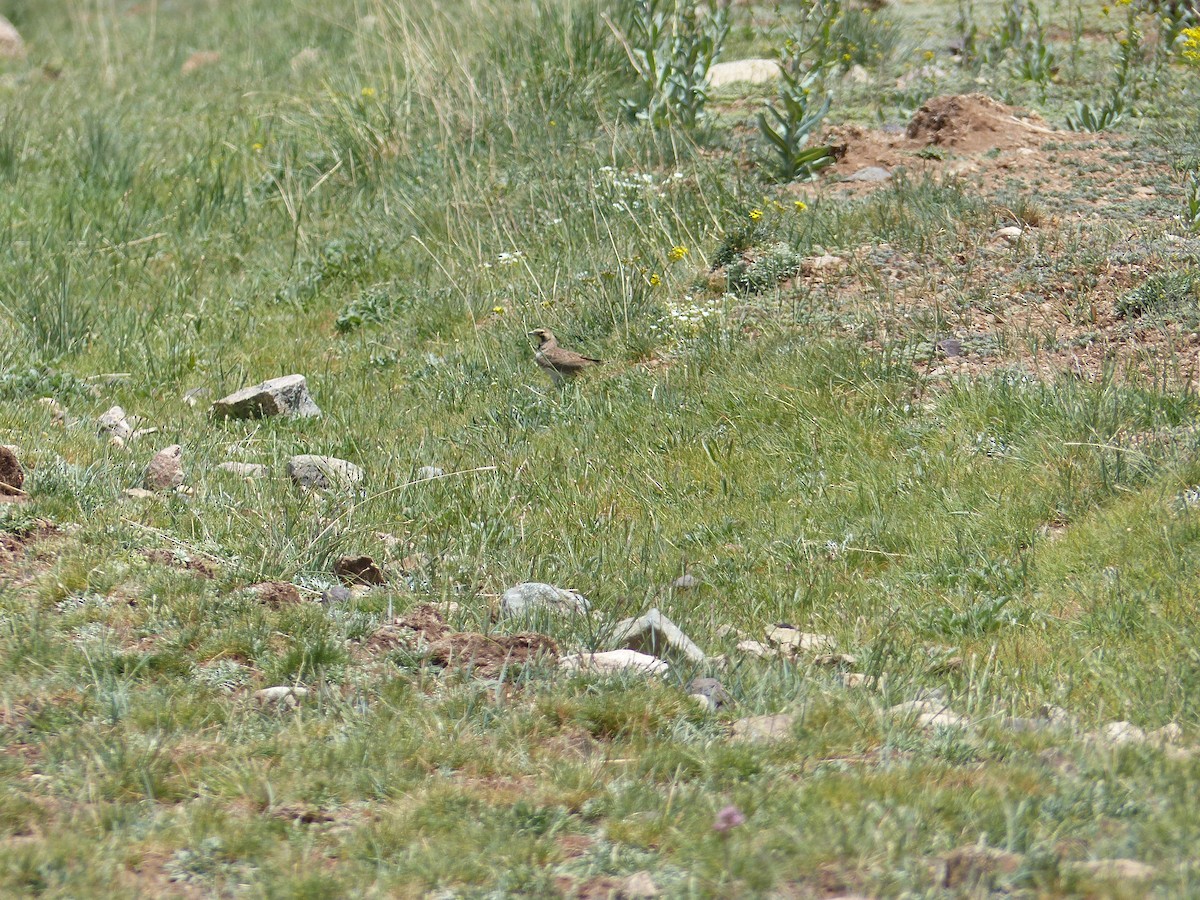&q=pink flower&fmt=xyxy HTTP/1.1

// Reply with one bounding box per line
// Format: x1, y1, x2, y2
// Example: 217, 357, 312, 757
713, 804, 746, 833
